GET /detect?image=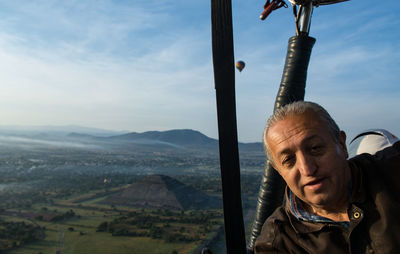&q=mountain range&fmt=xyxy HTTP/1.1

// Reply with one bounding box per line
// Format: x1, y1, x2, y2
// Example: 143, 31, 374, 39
0, 126, 263, 153
67, 129, 263, 152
